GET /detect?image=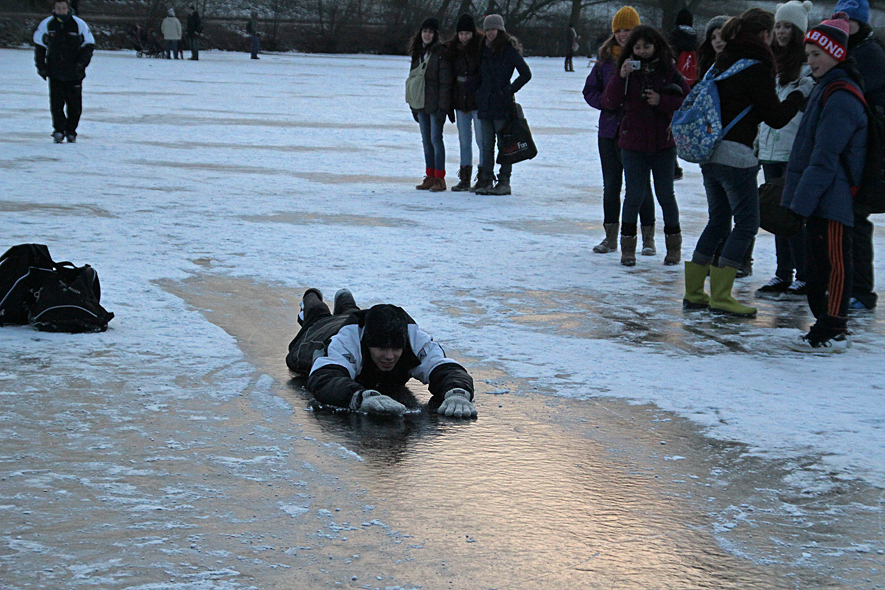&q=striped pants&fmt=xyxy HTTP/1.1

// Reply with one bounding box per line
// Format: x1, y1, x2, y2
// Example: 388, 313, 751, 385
806, 217, 852, 335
